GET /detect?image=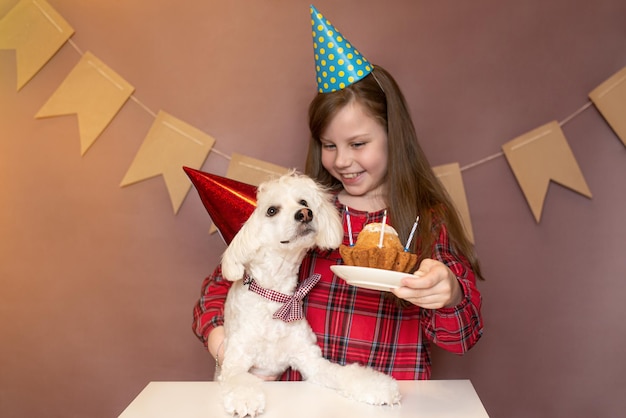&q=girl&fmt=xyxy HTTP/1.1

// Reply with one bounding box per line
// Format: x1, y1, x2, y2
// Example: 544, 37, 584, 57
192, 65, 483, 380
